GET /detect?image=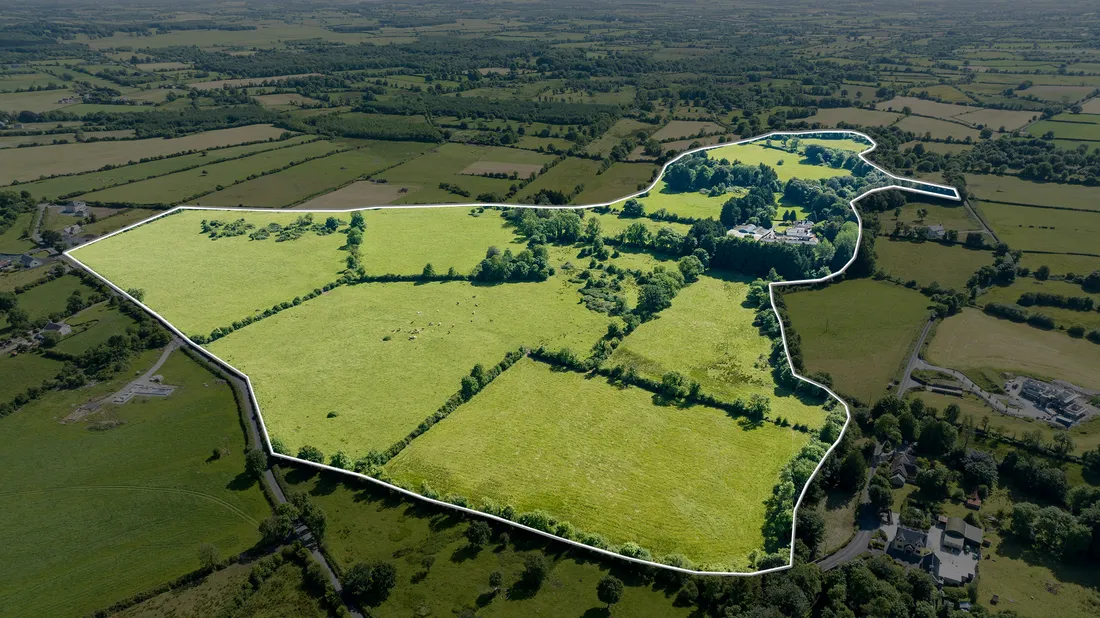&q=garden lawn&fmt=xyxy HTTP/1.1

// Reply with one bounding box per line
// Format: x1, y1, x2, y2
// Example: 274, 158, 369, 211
875, 240, 993, 290
782, 279, 931, 404
0, 125, 288, 184
198, 141, 433, 207
608, 274, 827, 429
0, 349, 270, 618
80, 140, 344, 205
386, 357, 808, 568
207, 278, 613, 456
283, 467, 692, 618
925, 308, 1100, 390
69, 210, 348, 337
